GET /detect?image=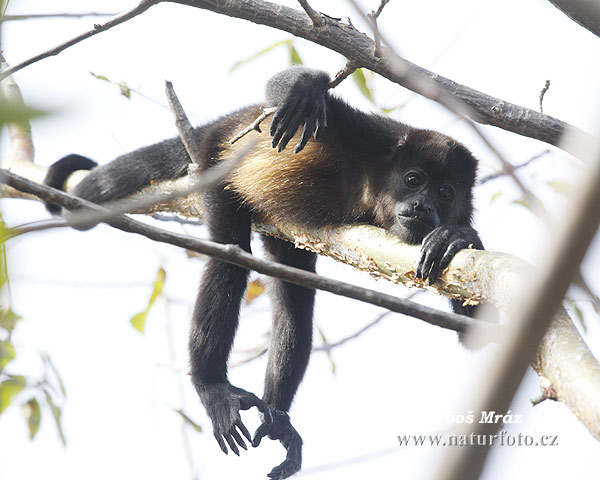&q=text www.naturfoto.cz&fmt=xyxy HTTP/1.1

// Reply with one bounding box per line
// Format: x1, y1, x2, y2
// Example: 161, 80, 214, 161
398, 431, 558, 447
